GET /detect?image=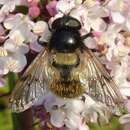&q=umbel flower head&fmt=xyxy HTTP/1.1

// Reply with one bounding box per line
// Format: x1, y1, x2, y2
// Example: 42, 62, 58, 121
0, 0, 130, 130
34, 92, 113, 130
